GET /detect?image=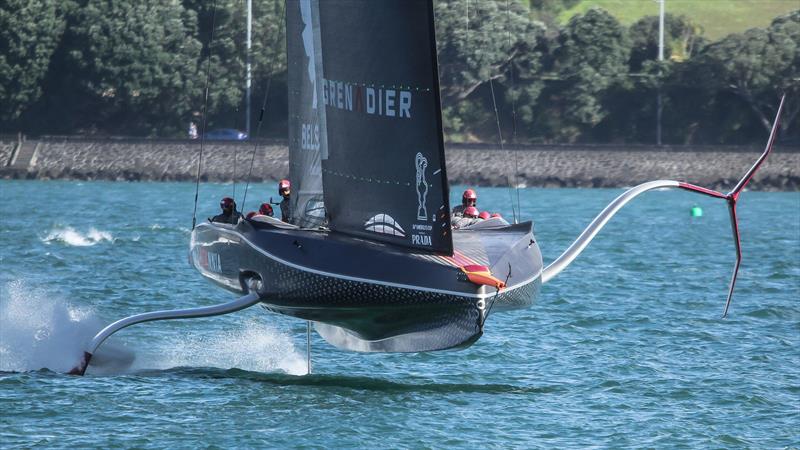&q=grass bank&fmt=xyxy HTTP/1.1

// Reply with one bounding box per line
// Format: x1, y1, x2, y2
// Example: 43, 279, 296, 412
556, 0, 798, 40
